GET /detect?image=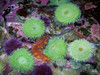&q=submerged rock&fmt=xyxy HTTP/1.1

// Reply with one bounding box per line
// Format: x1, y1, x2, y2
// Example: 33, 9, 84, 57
94, 47, 100, 73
